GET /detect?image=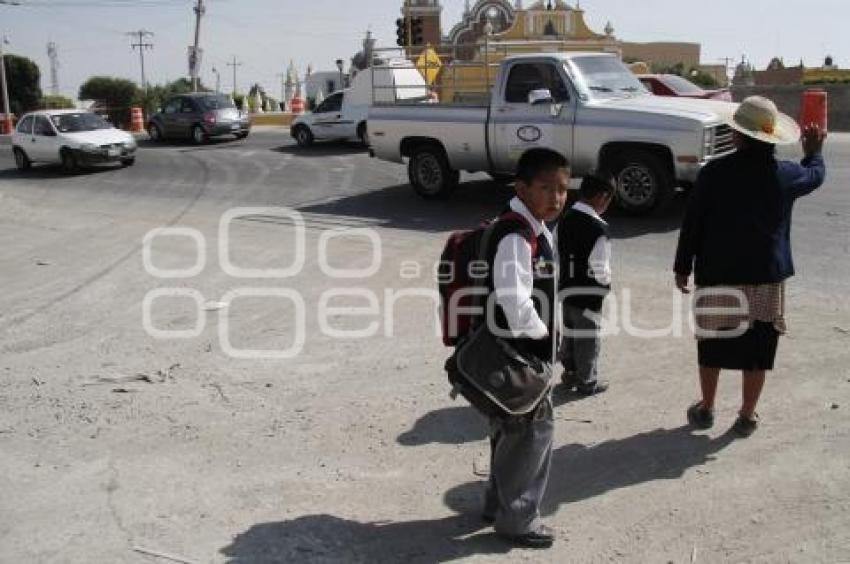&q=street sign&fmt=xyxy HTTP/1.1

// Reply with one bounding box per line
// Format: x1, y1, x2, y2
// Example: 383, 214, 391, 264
416, 46, 442, 86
